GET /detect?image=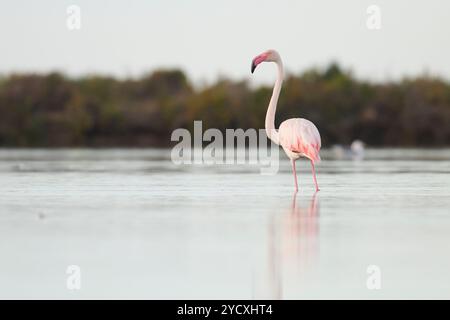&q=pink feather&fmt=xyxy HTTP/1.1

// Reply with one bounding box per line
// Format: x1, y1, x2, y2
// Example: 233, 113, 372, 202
278, 118, 321, 162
